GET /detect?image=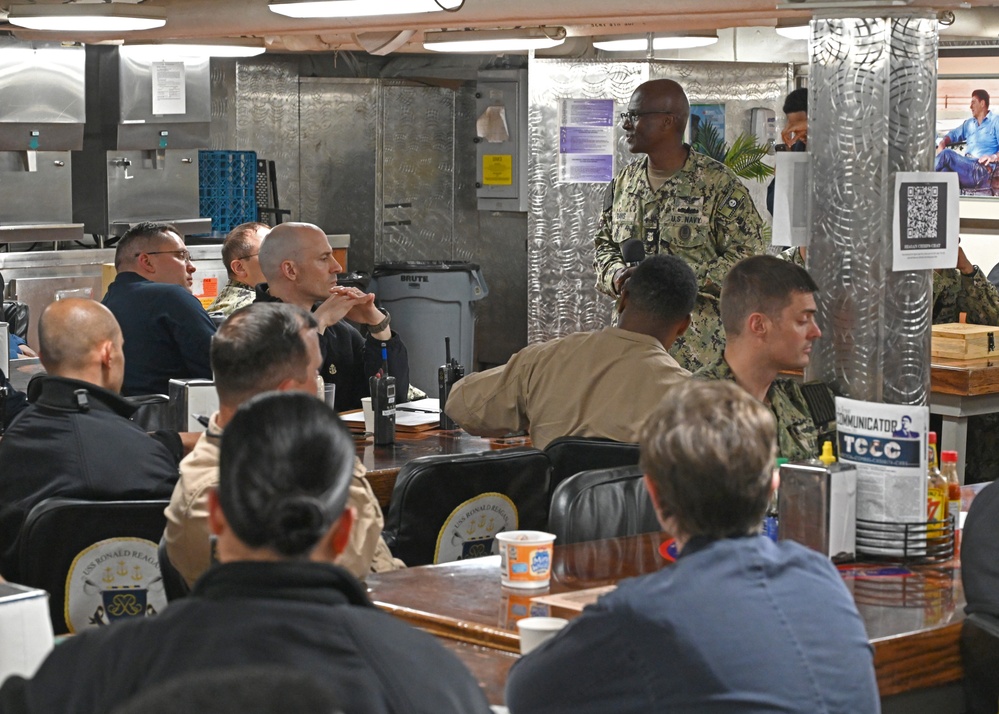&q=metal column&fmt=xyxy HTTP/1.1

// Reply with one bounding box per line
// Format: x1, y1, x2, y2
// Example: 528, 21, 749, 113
806, 16, 937, 406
